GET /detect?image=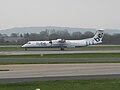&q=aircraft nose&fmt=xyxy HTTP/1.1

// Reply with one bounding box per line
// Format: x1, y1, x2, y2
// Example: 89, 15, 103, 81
22, 44, 26, 48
